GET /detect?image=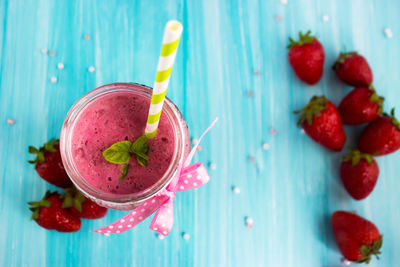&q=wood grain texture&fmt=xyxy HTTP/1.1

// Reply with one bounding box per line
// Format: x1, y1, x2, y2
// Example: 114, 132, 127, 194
1, 0, 399, 266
